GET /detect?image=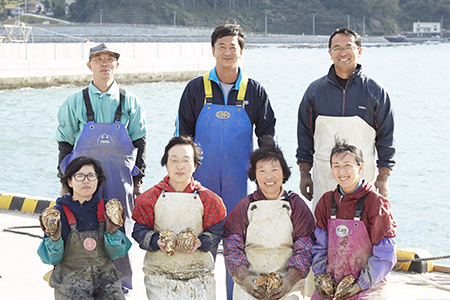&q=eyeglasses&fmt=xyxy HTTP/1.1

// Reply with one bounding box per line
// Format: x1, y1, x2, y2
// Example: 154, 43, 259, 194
168, 158, 193, 166
330, 45, 359, 53
72, 173, 98, 182
90, 57, 117, 64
